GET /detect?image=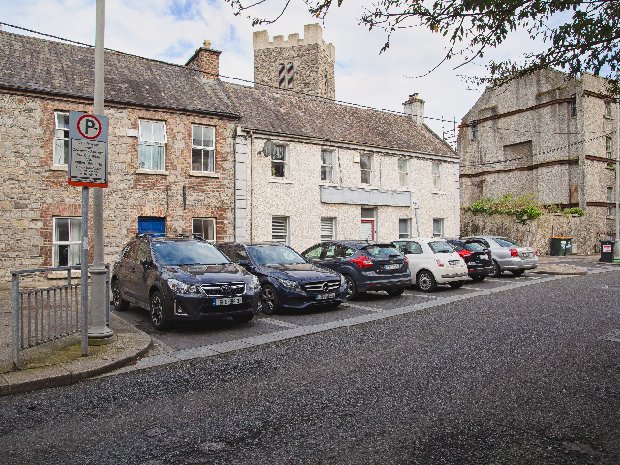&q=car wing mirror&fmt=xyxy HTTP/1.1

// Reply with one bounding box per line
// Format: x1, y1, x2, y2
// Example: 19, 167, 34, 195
238, 259, 253, 269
